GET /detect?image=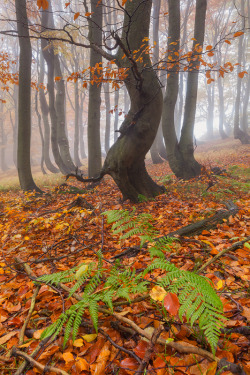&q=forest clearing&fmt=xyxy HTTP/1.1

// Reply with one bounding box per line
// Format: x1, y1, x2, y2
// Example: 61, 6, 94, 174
0, 139, 249, 375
